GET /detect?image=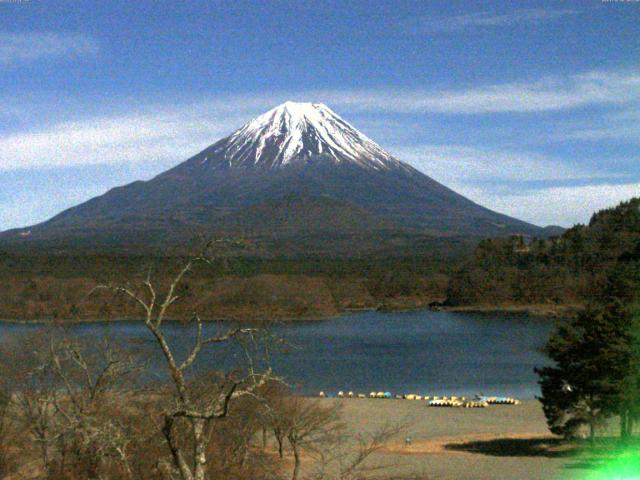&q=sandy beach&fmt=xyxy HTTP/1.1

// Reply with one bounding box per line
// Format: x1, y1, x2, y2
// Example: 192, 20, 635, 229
319, 398, 595, 480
